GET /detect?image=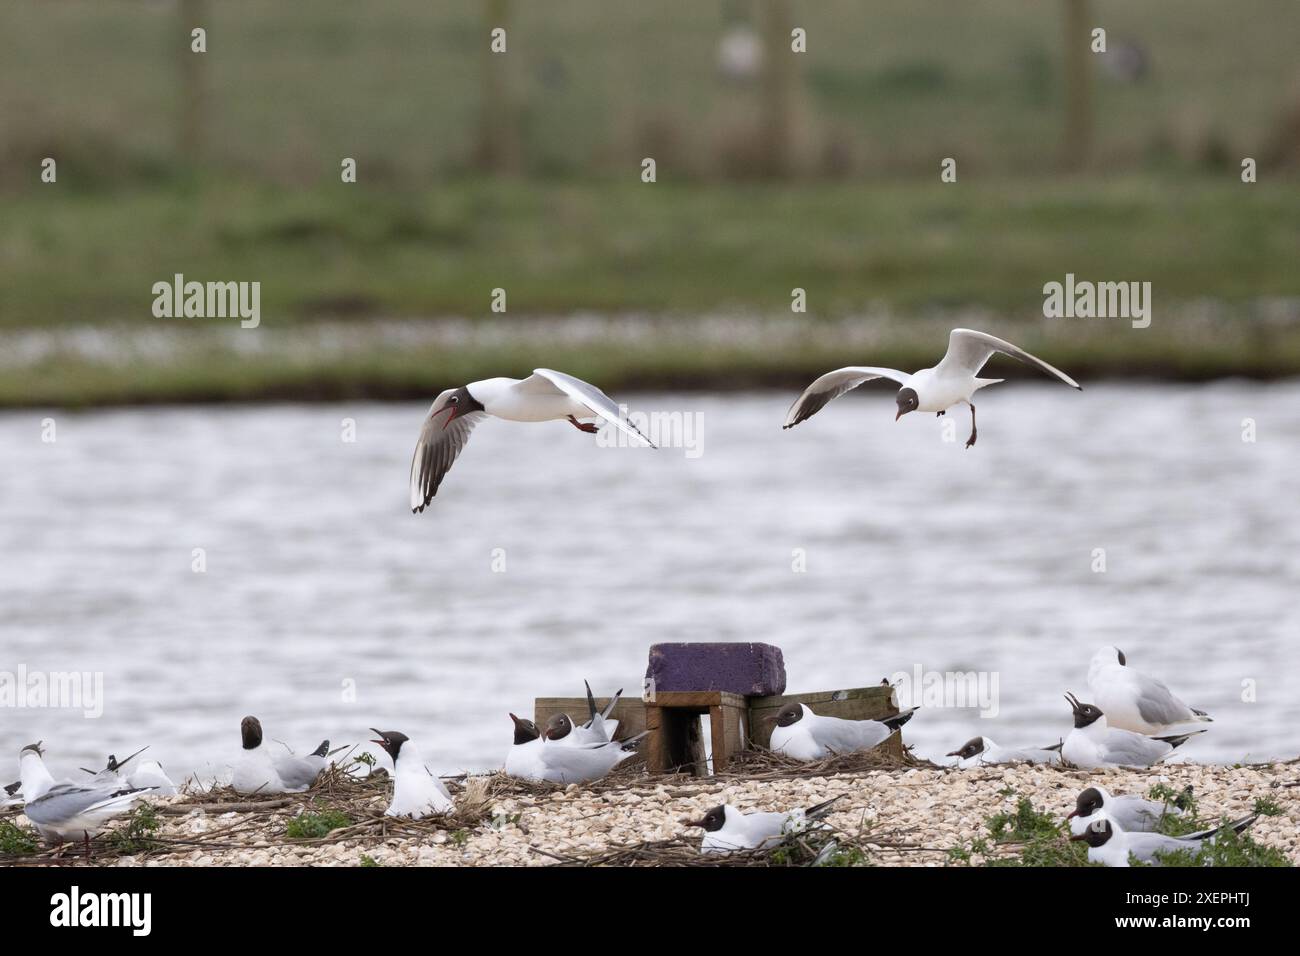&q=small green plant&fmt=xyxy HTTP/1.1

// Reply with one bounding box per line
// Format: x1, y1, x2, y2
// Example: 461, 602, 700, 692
1152, 820, 1291, 868
359, 854, 380, 867
0, 821, 39, 855
980, 795, 1090, 867
108, 803, 162, 853
1253, 796, 1282, 817
285, 809, 351, 840
448, 828, 469, 847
